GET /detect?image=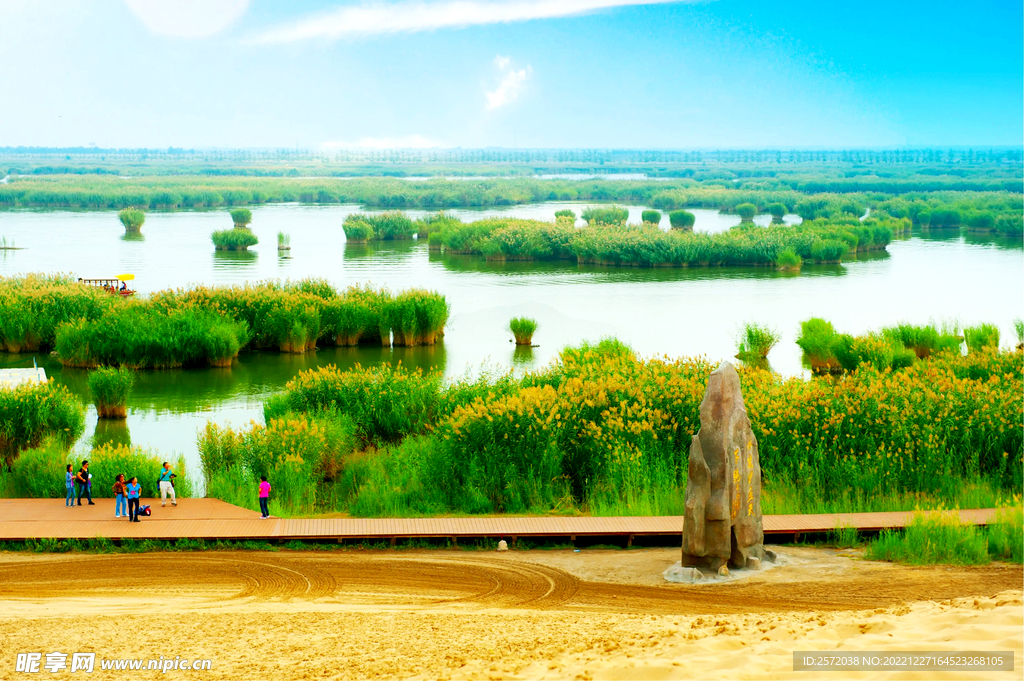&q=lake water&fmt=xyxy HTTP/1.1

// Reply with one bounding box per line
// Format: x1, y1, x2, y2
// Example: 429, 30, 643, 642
1, 203, 1021, 479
